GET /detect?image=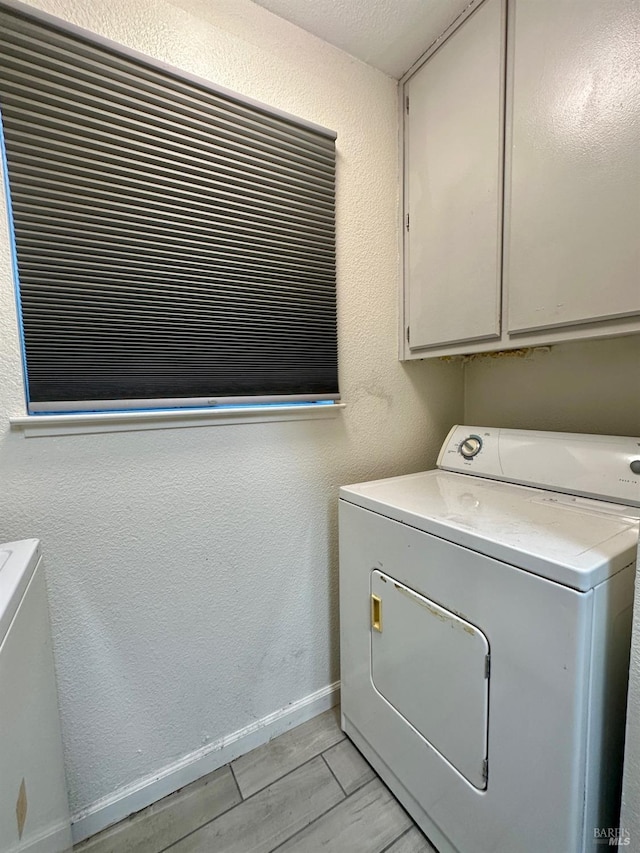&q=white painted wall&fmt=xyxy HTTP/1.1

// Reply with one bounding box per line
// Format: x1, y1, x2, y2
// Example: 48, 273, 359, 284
0, 0, 463, 837
463, 336, 640, 437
